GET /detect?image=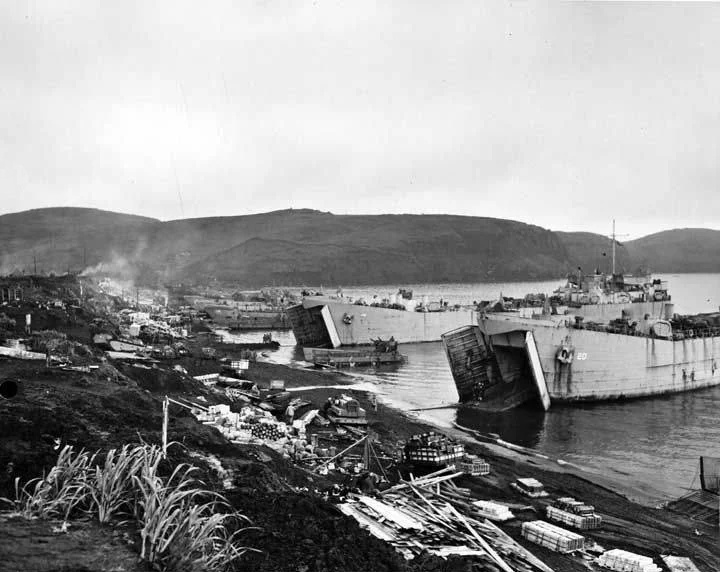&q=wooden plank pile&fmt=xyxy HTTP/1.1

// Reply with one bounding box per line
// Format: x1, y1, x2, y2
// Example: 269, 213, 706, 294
473, 500, 515, 522
520, 520, 585, 553
661, 555, 701, 572
597, 549, 662, 572
337, 468, 554, 572
546, 505, 602, 530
